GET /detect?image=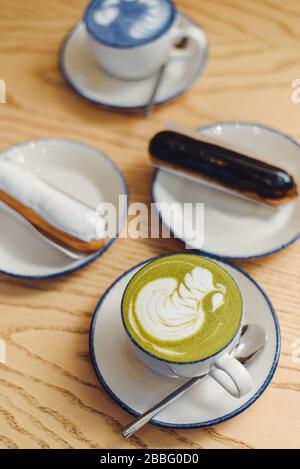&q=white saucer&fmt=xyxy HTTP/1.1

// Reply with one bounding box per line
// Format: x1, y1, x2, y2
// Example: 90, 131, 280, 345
60, 13, 208, 111
152, 122, 300, 260
90, 254, 280, 429
0, 139, 128, 279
